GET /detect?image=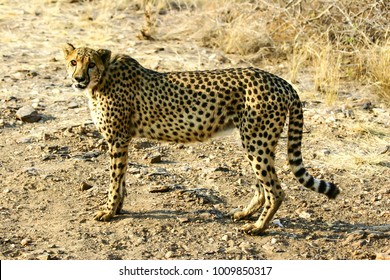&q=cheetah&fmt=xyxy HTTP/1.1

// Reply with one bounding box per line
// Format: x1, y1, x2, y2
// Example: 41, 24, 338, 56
63, 43, 340, 235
